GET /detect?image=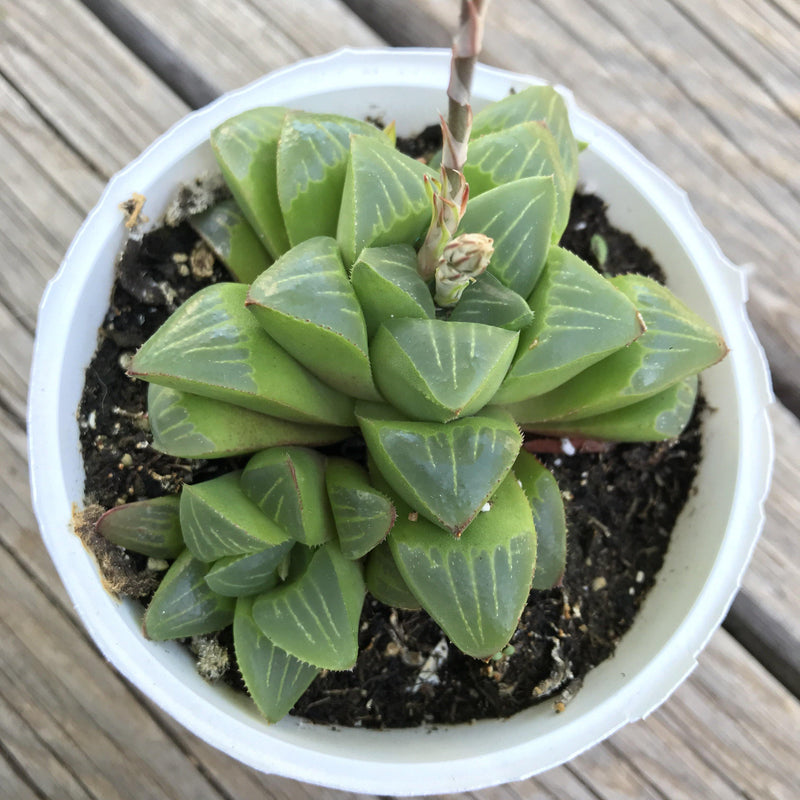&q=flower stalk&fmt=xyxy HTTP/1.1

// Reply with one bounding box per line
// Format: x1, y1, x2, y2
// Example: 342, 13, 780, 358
418, 0, 492, 289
